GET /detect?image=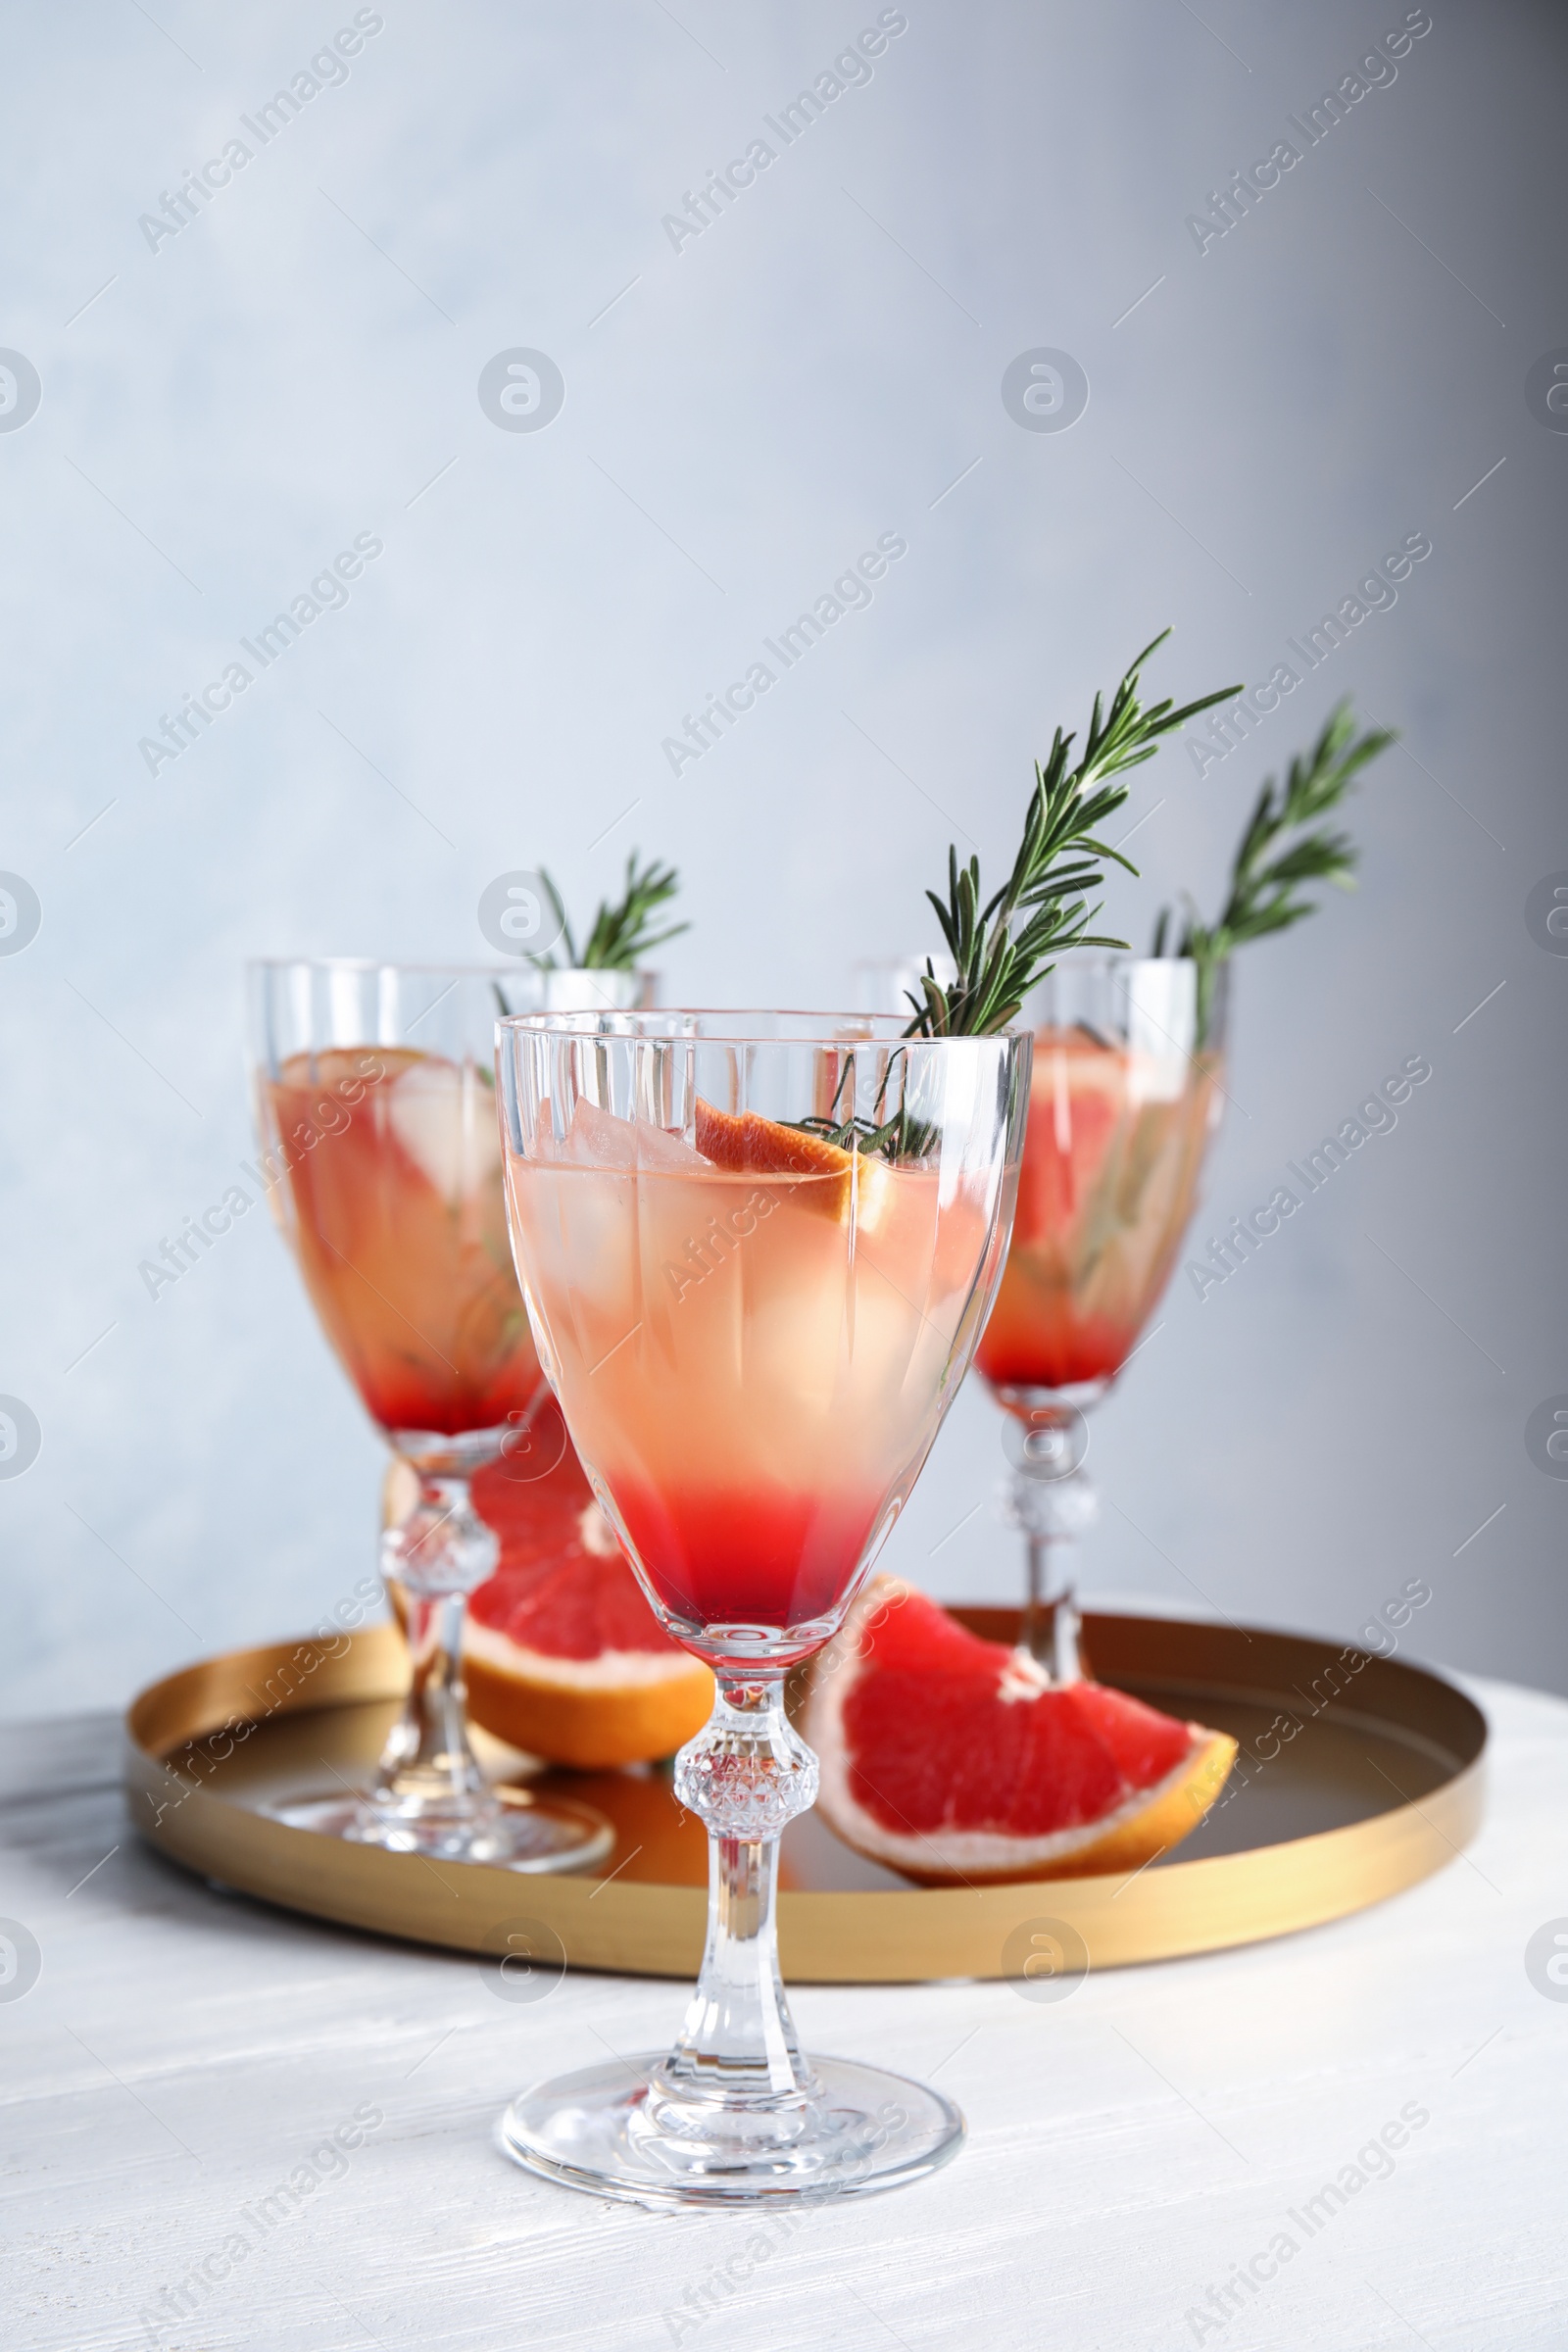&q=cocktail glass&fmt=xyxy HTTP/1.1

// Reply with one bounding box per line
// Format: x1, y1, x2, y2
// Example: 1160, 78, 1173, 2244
247, 959, 647, 1867
494, 1007, 1029, 2205
971, 956, 1230, 1674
